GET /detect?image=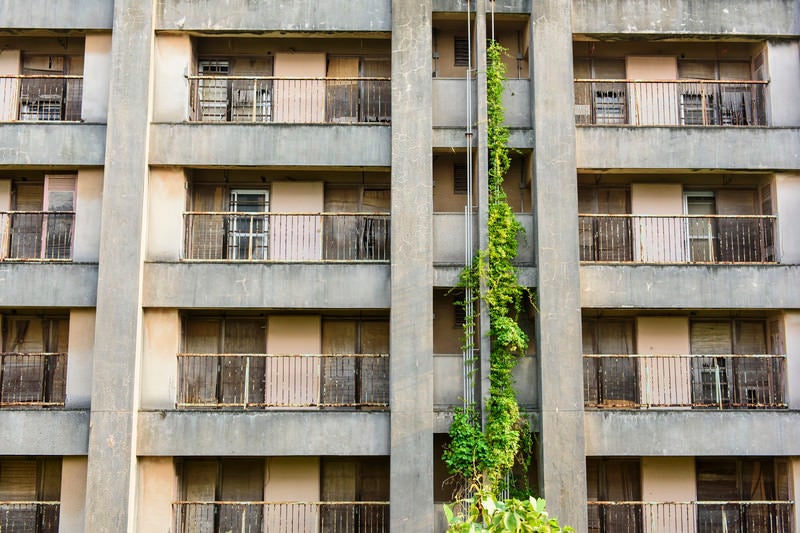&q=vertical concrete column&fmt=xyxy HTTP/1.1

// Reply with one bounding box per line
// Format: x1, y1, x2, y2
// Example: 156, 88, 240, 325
84, 1, 156, 531
530, 0, 588, 529
390, 1, 434, 530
